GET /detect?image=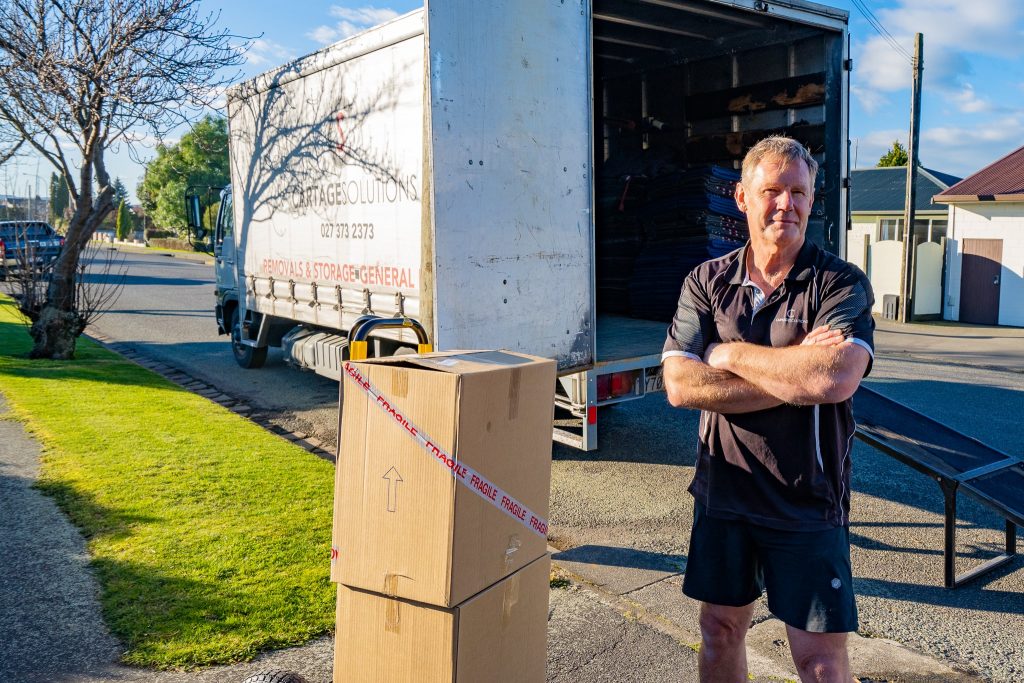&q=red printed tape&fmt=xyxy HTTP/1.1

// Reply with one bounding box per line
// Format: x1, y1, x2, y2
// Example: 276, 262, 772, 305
343, 361, 549, 538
